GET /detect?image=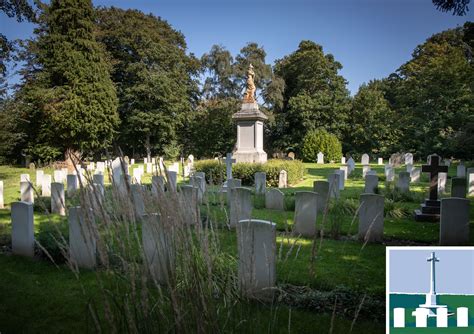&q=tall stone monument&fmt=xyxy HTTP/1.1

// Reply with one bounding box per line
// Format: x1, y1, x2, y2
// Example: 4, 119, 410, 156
232, 64, 268, 163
